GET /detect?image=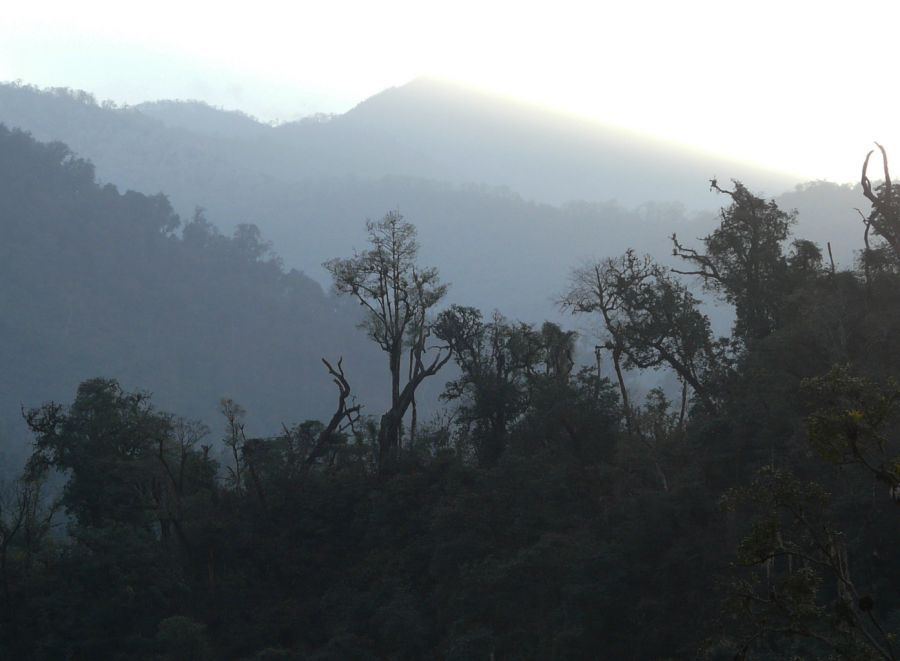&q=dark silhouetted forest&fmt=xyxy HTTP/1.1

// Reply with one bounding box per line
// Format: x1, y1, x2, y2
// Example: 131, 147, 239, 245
1, 110, 899, 661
